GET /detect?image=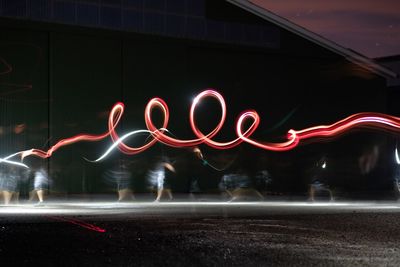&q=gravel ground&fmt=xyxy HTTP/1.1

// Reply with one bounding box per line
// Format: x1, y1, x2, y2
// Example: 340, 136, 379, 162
1, 203, 400, 266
